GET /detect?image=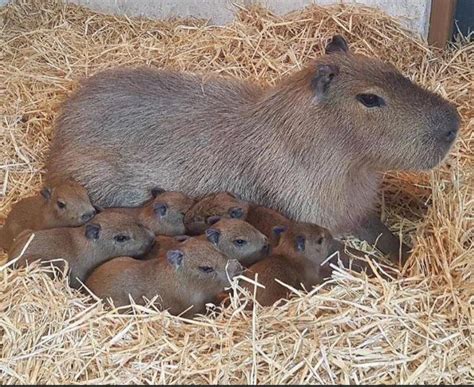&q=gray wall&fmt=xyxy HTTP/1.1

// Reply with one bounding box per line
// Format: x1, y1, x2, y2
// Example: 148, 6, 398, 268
1, 0, 432, 38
